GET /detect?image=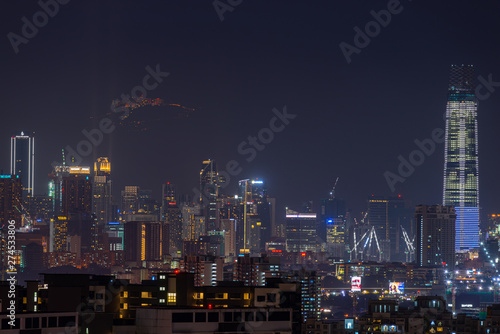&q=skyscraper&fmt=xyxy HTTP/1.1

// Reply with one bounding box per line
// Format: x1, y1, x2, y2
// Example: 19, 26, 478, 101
285, 210, 317, 253
443, 64, 480, 252
199, 160, 223, 231
415, 205, 456, 268
92, 157, 112, 226
92, 157, 112, 250
10, 132, 35, 196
